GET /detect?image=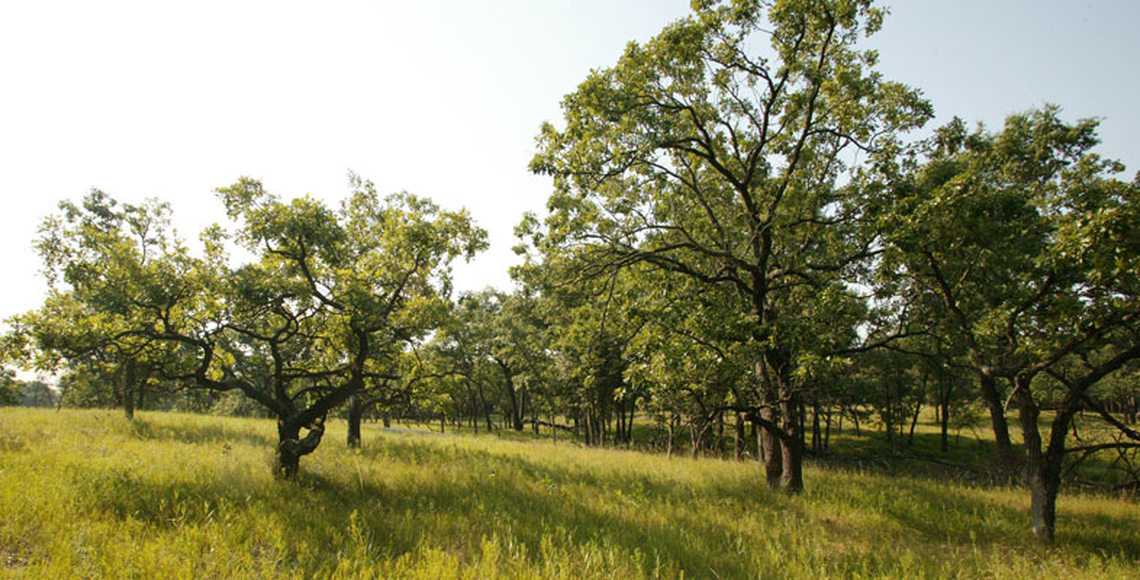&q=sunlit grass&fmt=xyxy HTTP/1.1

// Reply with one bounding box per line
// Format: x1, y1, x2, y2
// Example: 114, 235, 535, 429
1, 408, 1137, 578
